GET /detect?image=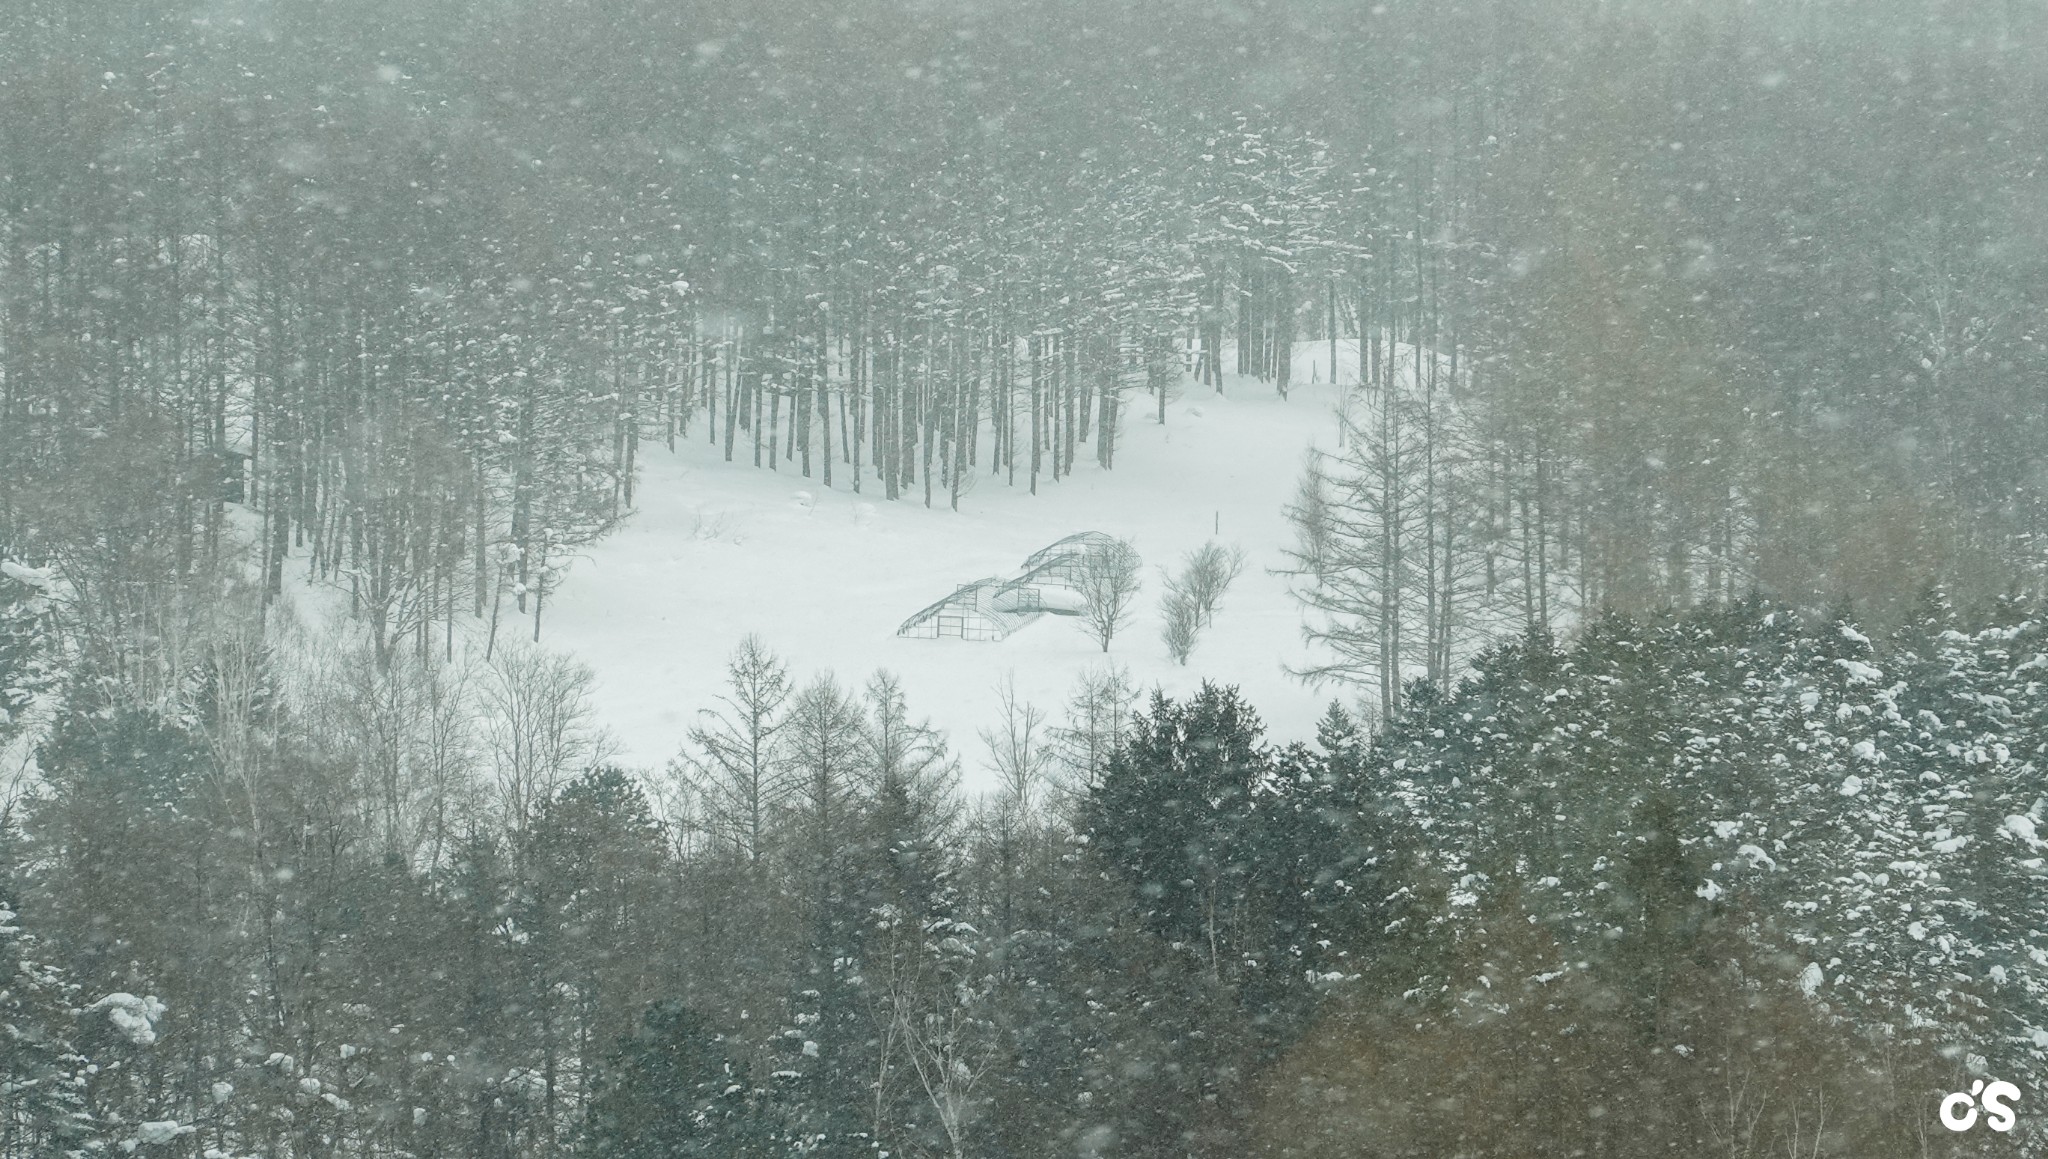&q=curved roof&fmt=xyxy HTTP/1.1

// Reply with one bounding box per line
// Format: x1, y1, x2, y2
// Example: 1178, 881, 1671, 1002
900, 532, 1123, 641
897, 577, 1005, 637
1020, 531, 1117, 571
